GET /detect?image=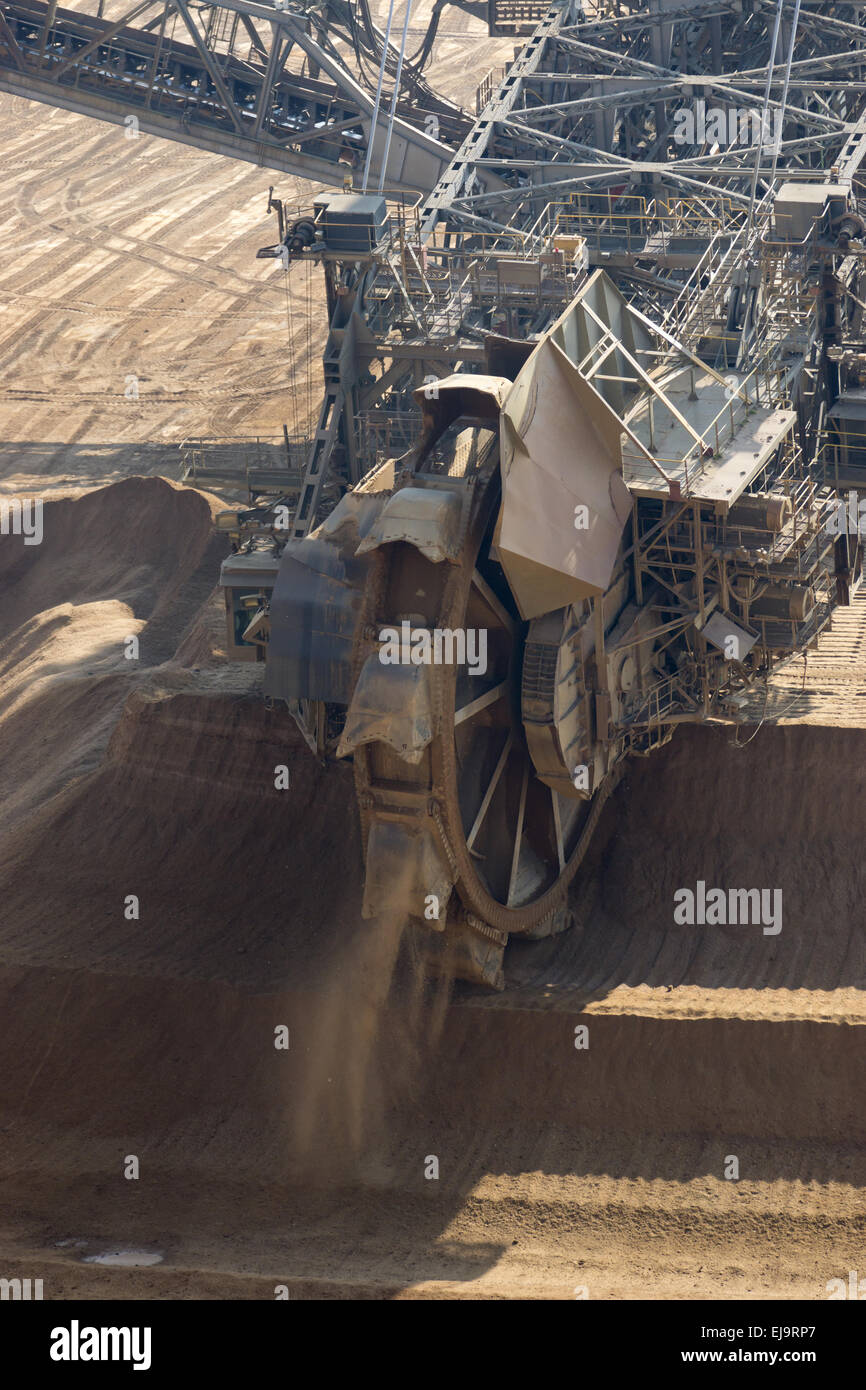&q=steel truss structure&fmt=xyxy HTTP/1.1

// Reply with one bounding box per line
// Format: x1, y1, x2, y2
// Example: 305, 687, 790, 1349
0, 0, 464, 186
249, 0, 866, 539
